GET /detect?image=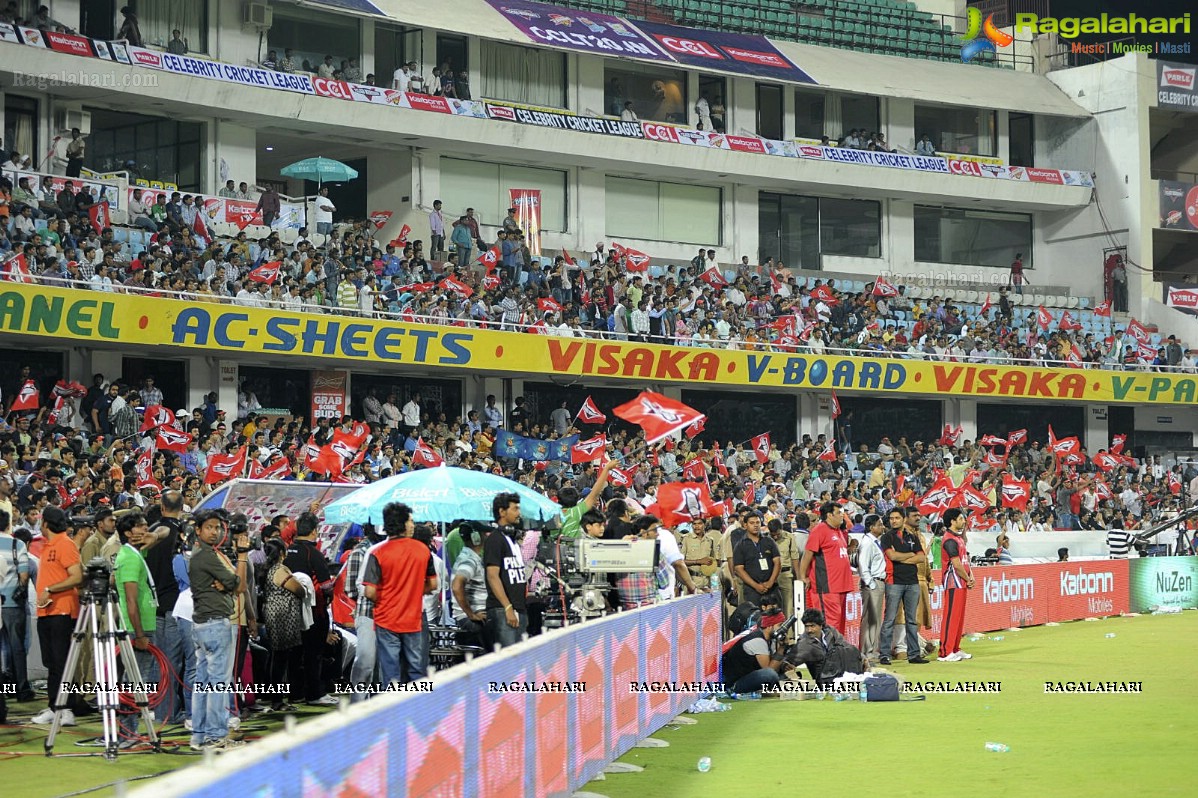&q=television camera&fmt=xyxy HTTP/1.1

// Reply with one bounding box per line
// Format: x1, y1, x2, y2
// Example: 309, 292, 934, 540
533, 534, 659, 628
